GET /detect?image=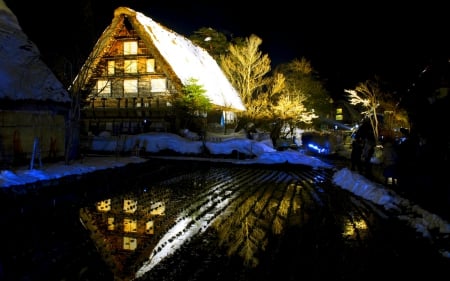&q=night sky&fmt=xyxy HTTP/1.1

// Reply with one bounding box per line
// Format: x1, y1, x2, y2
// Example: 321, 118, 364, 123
5, 0, 449, 95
